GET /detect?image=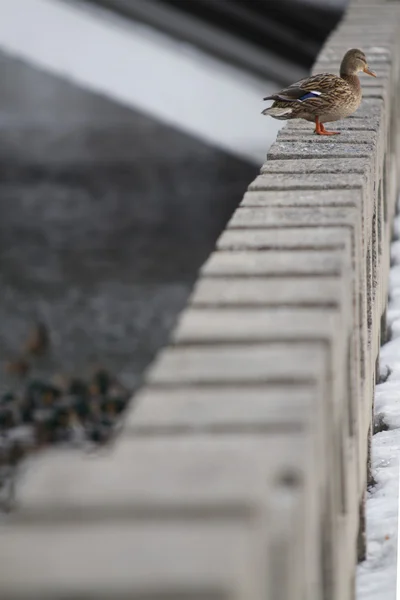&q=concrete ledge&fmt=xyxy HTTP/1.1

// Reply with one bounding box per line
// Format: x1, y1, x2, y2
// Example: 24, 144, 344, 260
0, 520, 270, 600
2, 1, 400, 600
